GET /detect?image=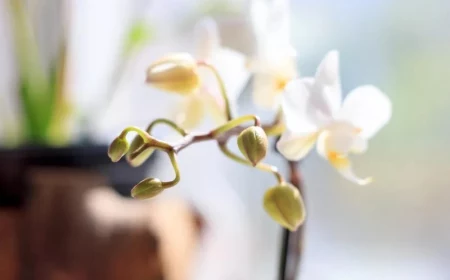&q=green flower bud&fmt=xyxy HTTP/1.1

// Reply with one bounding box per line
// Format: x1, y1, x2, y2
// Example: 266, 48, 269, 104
131, 178, 164, 199
263, 183, 306, 231
237, 126, 268, 166
126, 136, 155, 167
146, 53, 200, 95
108, 137, 130, 162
